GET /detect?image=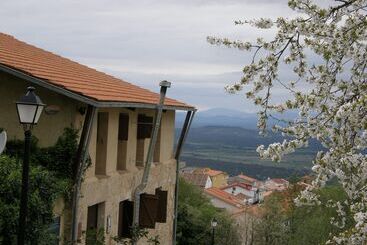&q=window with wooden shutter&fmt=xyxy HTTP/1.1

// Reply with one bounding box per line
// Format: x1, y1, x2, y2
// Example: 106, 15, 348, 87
139, 193, 159, 229
155, 189, 168, 223
118, 200, 134, 238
